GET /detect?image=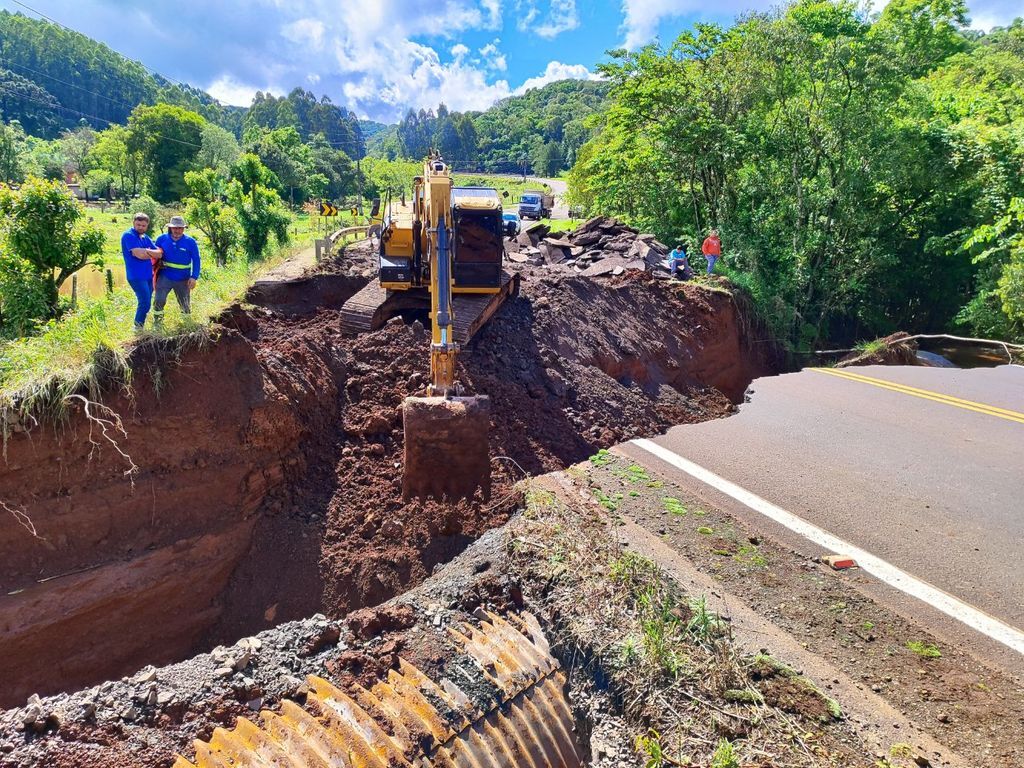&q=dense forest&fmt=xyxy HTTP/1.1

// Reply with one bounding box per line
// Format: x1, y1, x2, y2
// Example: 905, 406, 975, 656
0, 11, 365, 207
0, 10, 244, 136
568, 0, 1024, 346
369, 79, 609, 175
